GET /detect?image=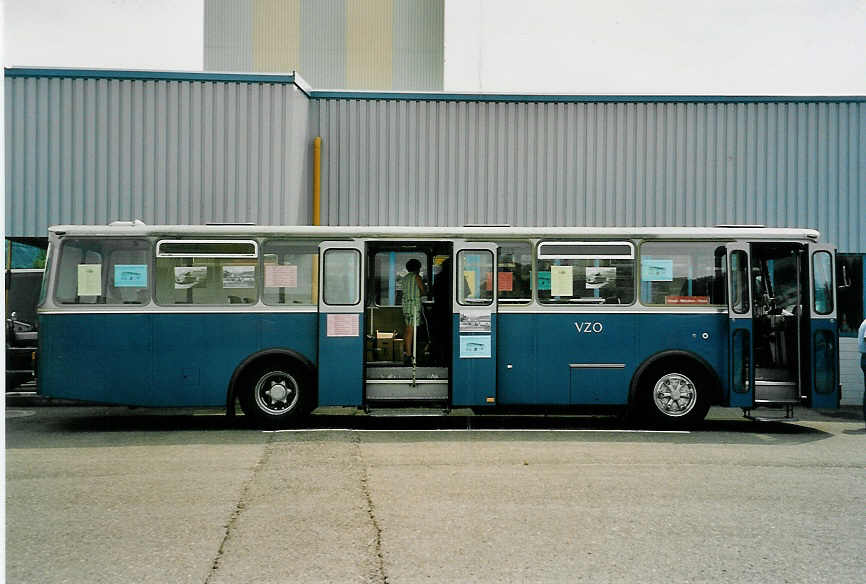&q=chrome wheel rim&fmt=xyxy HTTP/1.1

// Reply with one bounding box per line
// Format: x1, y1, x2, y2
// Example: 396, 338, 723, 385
652, 373, 697, 417
254, 370, 299, 415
